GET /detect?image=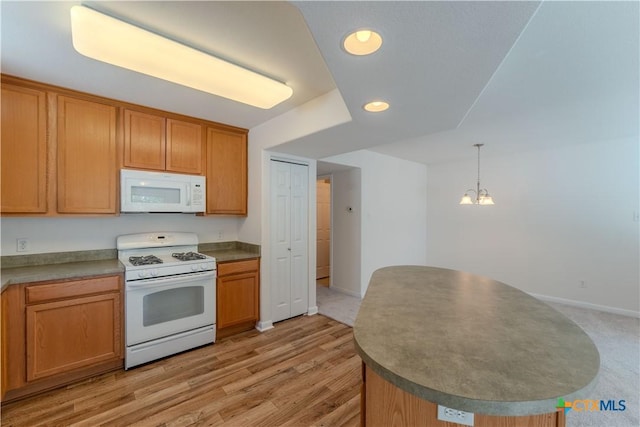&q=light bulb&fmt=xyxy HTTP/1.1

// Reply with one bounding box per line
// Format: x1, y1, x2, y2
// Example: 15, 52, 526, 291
356, 30, 372, 43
